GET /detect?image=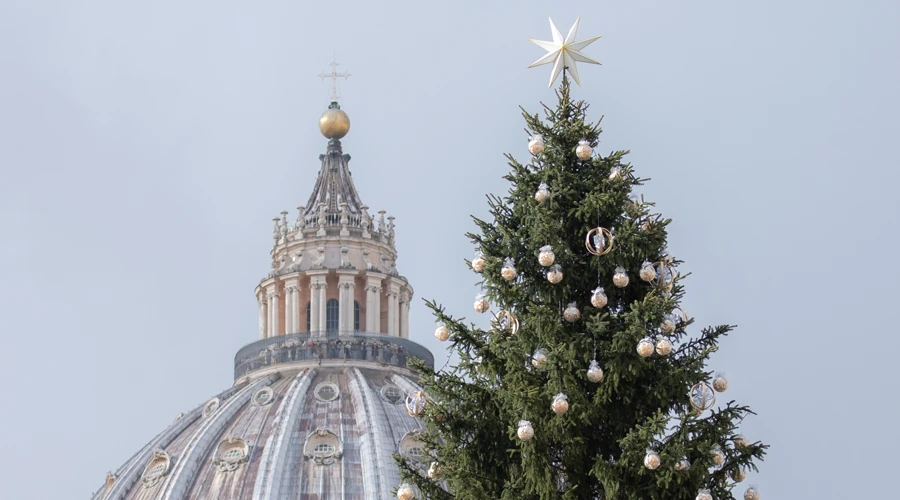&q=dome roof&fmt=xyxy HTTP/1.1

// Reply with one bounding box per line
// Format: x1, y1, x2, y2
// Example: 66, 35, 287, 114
94, 364, 428, 500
